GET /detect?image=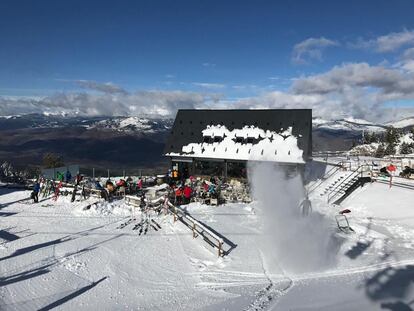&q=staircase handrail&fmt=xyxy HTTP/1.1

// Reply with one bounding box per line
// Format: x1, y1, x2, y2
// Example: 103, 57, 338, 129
327, 165, 367, 203
307, 161, 344, 194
